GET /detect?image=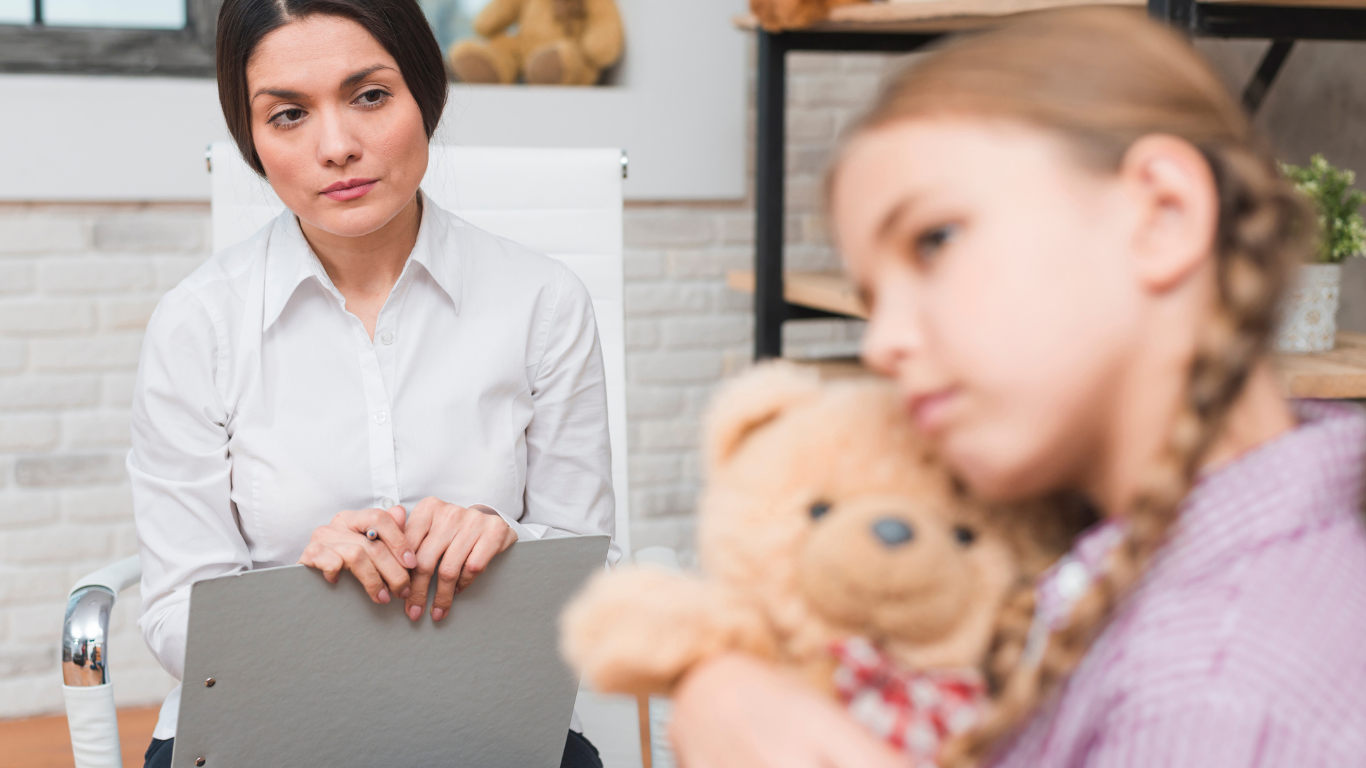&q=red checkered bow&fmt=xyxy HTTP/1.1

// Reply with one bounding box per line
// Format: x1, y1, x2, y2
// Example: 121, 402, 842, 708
830, 637, 988, 767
